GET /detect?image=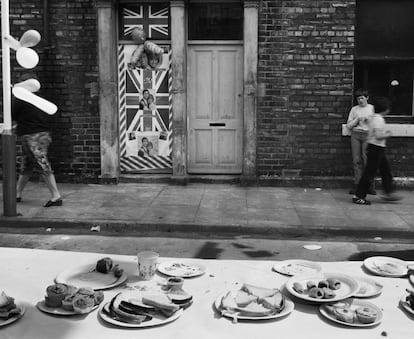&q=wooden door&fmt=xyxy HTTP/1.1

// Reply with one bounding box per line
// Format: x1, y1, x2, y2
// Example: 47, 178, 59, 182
187, 45, 243, 173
